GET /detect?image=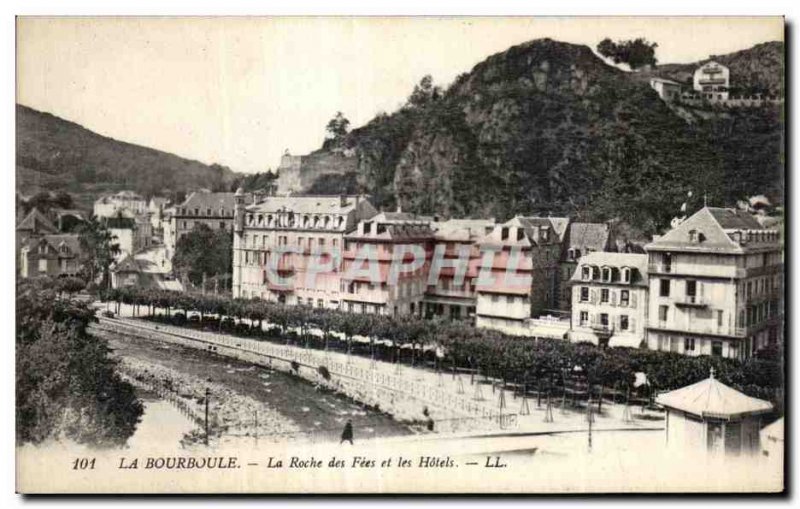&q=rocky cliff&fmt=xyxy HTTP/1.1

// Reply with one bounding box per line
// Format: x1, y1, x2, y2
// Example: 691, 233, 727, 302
313, 38, 784, 234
